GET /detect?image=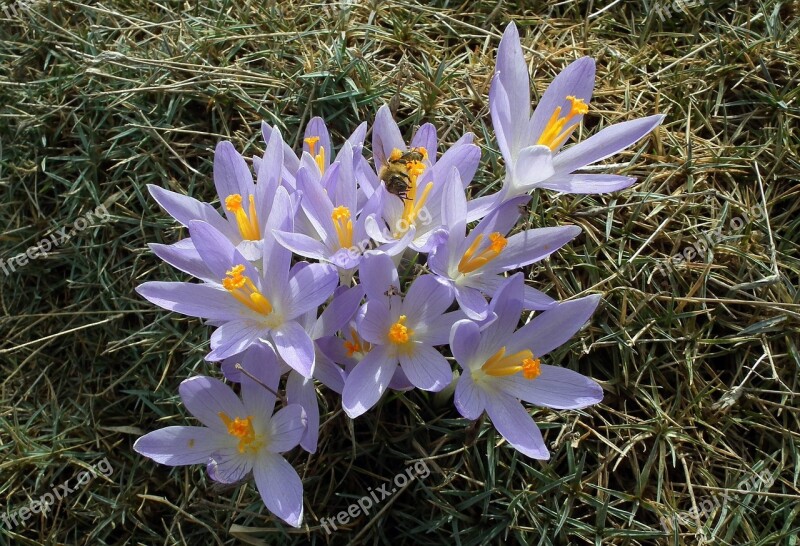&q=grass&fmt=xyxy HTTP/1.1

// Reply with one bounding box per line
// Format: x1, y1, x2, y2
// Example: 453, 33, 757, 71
1, 0, 798, 544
